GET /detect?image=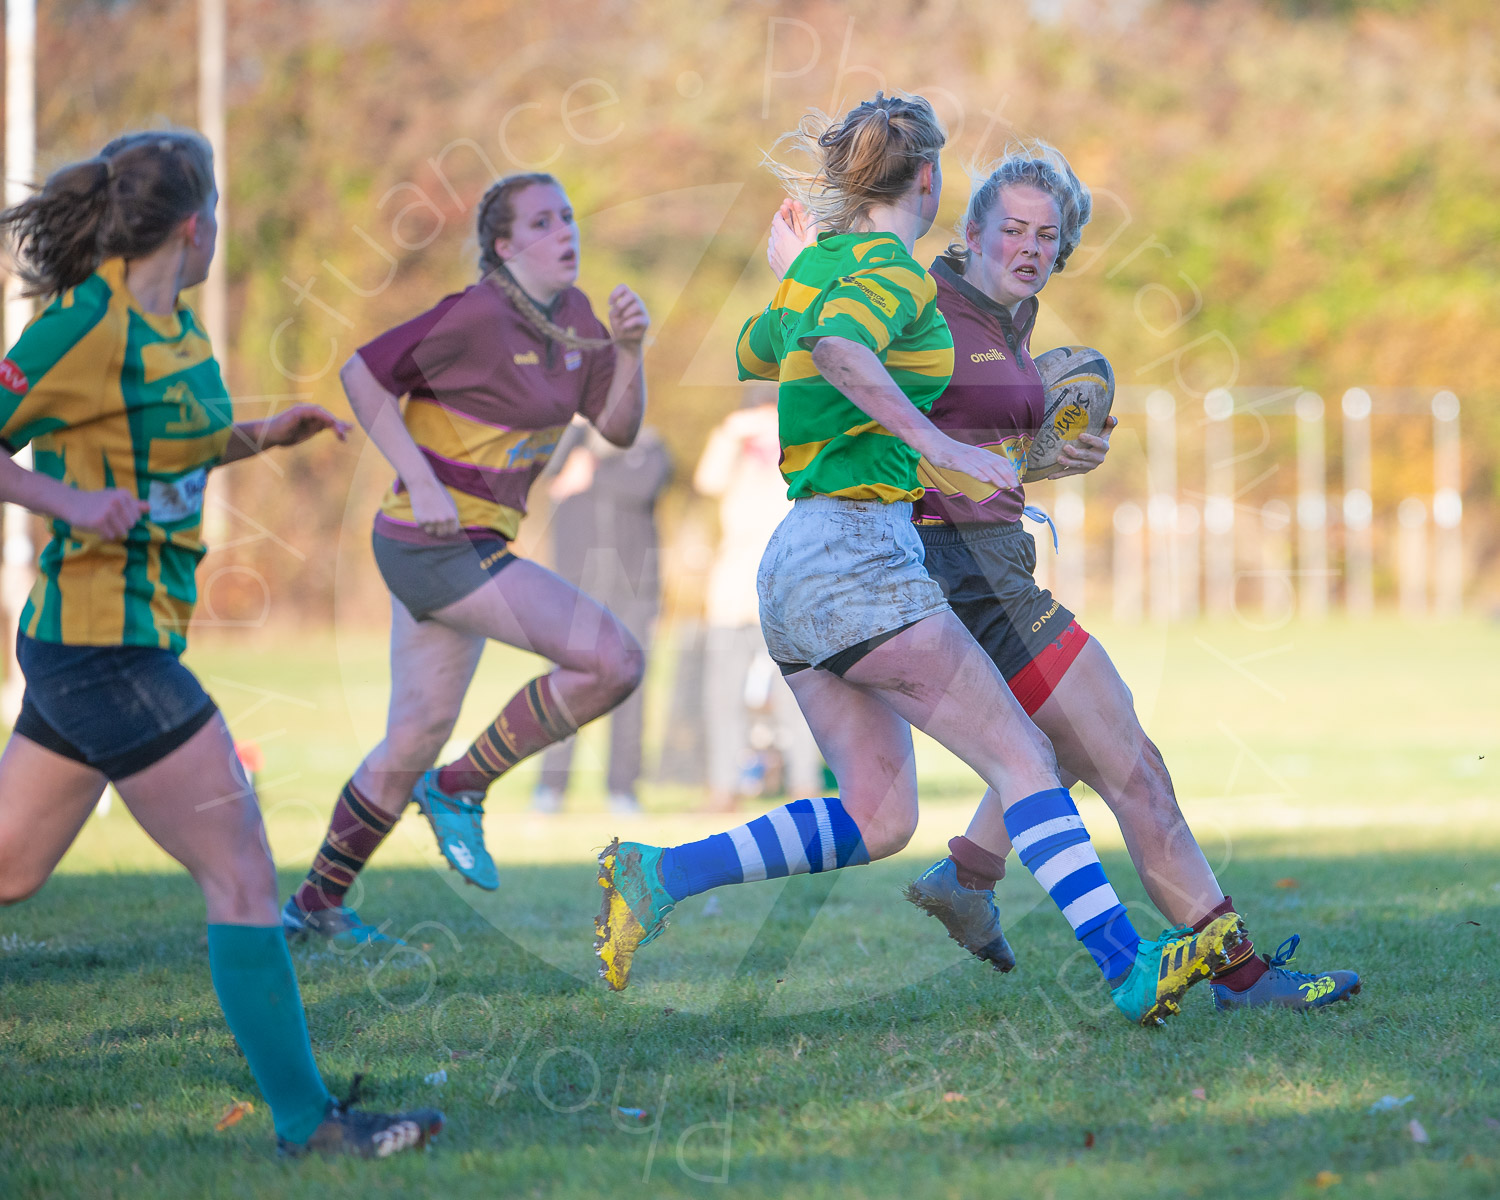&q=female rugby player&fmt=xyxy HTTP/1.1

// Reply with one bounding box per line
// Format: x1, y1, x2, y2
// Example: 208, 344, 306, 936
593, 94, 1245, 1027
778, 145, 1359, 1011
0, 130, 441, 1156
283, 173, 649, 937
